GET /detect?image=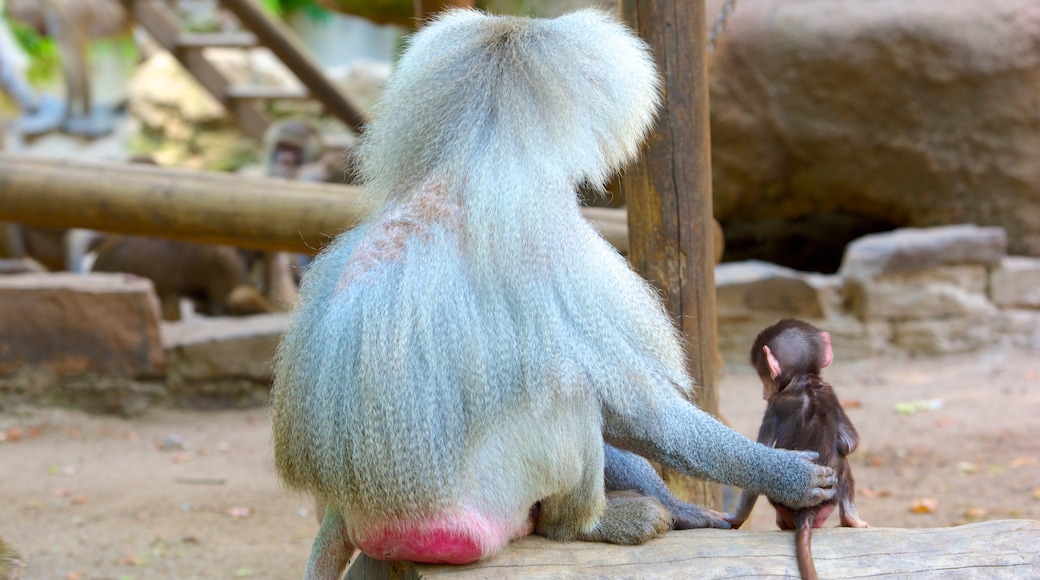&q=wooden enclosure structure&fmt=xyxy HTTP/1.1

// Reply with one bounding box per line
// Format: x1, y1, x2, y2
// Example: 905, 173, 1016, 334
121, 0, 365, 140
620, 0, 721, 508
346, 520, 1040, 579
0, 155, 629, 255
